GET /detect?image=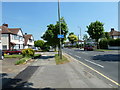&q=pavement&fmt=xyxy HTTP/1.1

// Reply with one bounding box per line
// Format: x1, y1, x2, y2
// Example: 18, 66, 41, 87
2, 51, 117, 89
